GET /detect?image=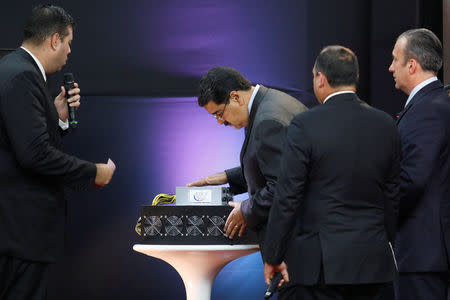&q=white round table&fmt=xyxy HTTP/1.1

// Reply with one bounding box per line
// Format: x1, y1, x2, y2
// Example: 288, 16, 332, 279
133, 244, 259, 300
